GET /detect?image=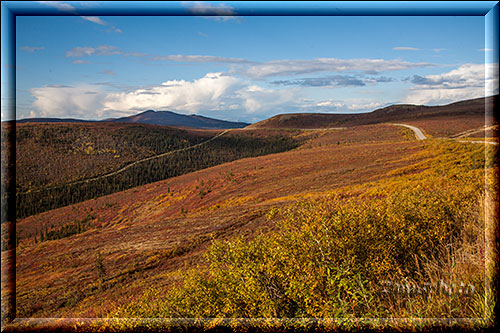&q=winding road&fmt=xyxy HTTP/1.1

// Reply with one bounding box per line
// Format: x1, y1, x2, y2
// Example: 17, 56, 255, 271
392, 123, 498, 145
391, 123, 427, 140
